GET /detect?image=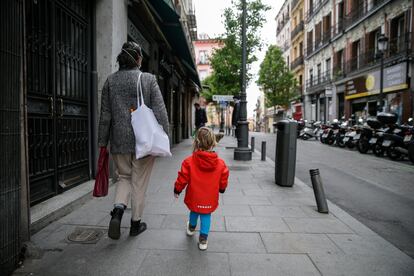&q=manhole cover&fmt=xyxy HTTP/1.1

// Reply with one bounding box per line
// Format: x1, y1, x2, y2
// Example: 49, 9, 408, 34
67, 228, 104, 244
228, 166, 250, 171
